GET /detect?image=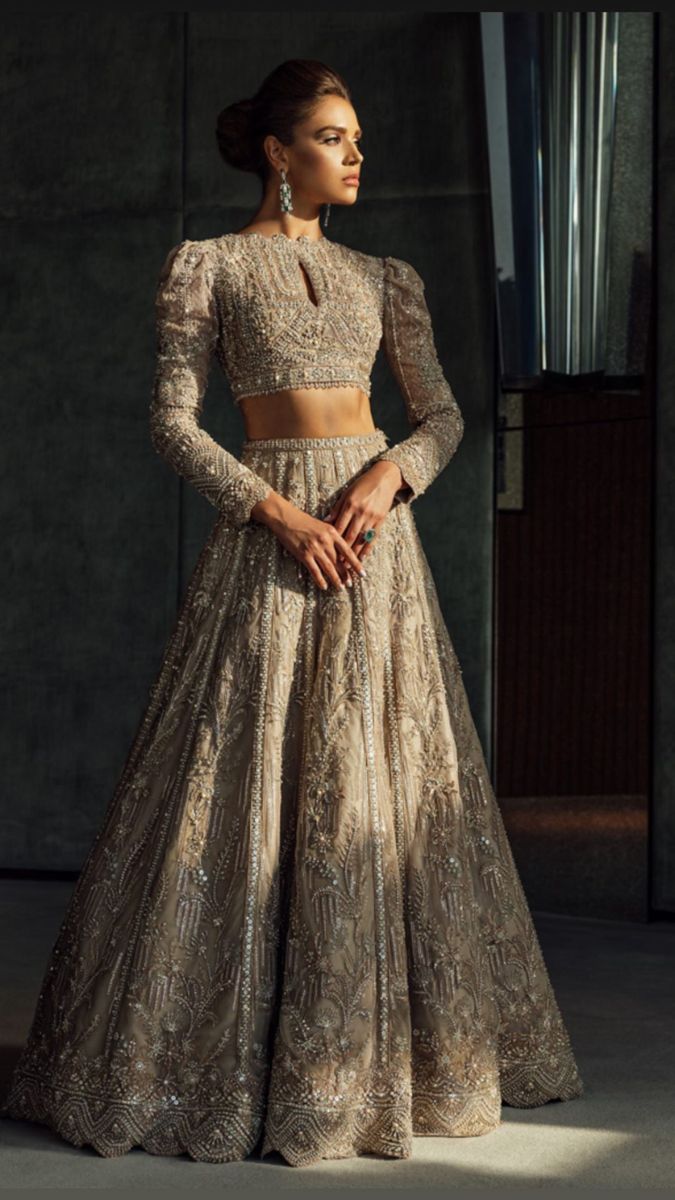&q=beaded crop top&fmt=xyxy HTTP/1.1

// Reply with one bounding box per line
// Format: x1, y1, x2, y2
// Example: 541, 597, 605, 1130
150, 231, 464, 528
